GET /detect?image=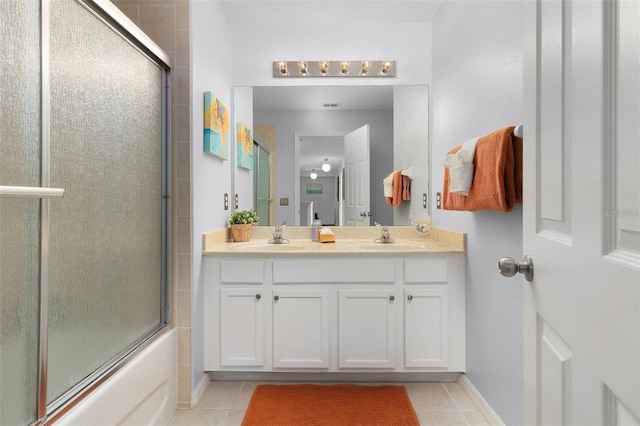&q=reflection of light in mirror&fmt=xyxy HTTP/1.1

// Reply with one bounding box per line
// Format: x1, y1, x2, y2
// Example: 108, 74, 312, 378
322, 158, 331, 172
310, 169, 317, 180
